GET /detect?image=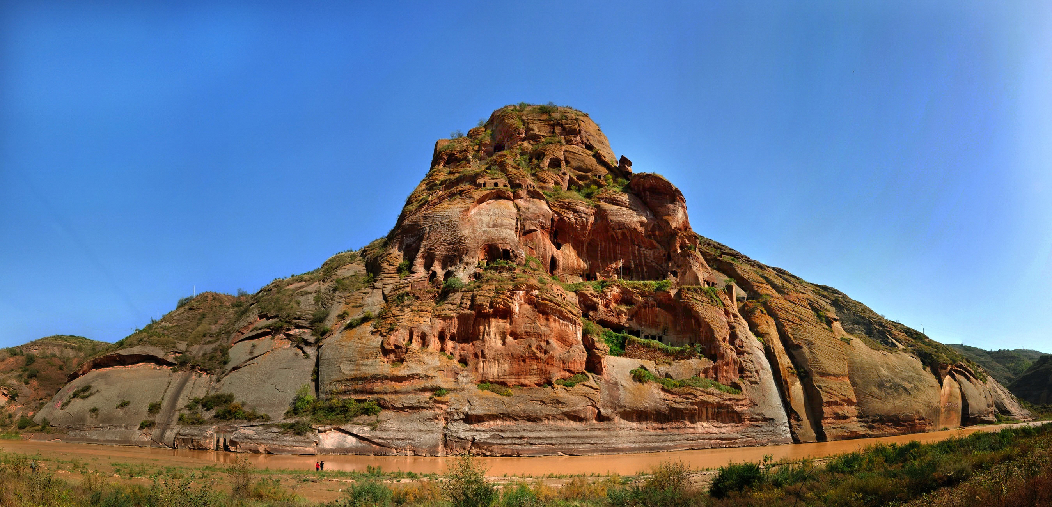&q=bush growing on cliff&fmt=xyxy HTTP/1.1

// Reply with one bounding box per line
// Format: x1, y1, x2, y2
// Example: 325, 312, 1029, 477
476, 383, 513, 397
601, 329, 630, 356
554, 373, 590, 388
285, 385, 381, 424
630, 366, 741, 395
439, 277, 464, 292
345, 311, 374, 330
